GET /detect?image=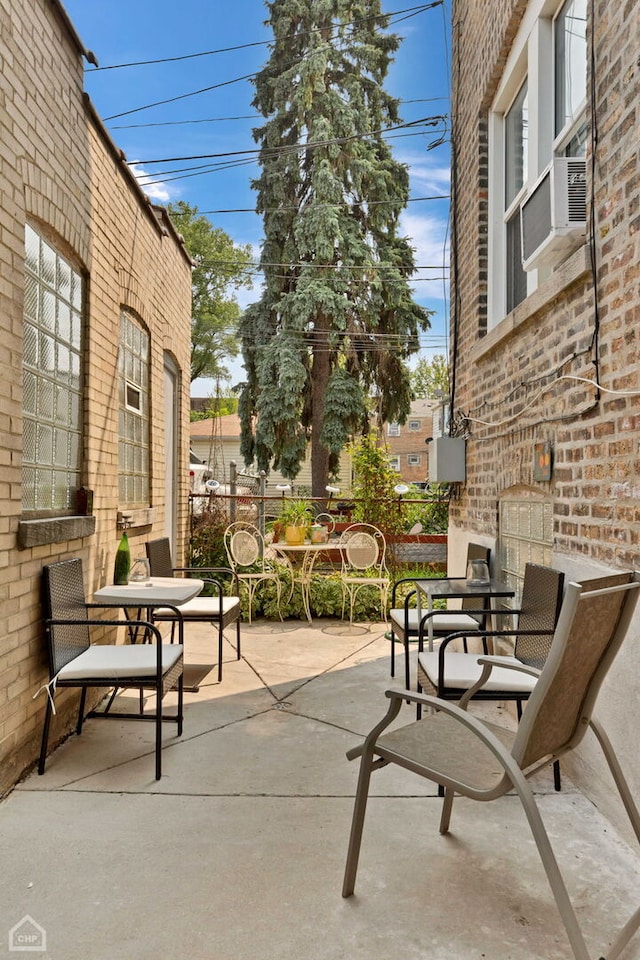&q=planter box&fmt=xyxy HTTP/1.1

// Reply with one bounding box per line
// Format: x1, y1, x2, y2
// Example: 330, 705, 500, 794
388, 533, 447, 566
